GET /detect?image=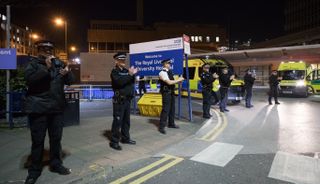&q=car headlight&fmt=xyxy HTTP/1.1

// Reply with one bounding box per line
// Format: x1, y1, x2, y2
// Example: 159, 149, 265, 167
296, 80, 305, 87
